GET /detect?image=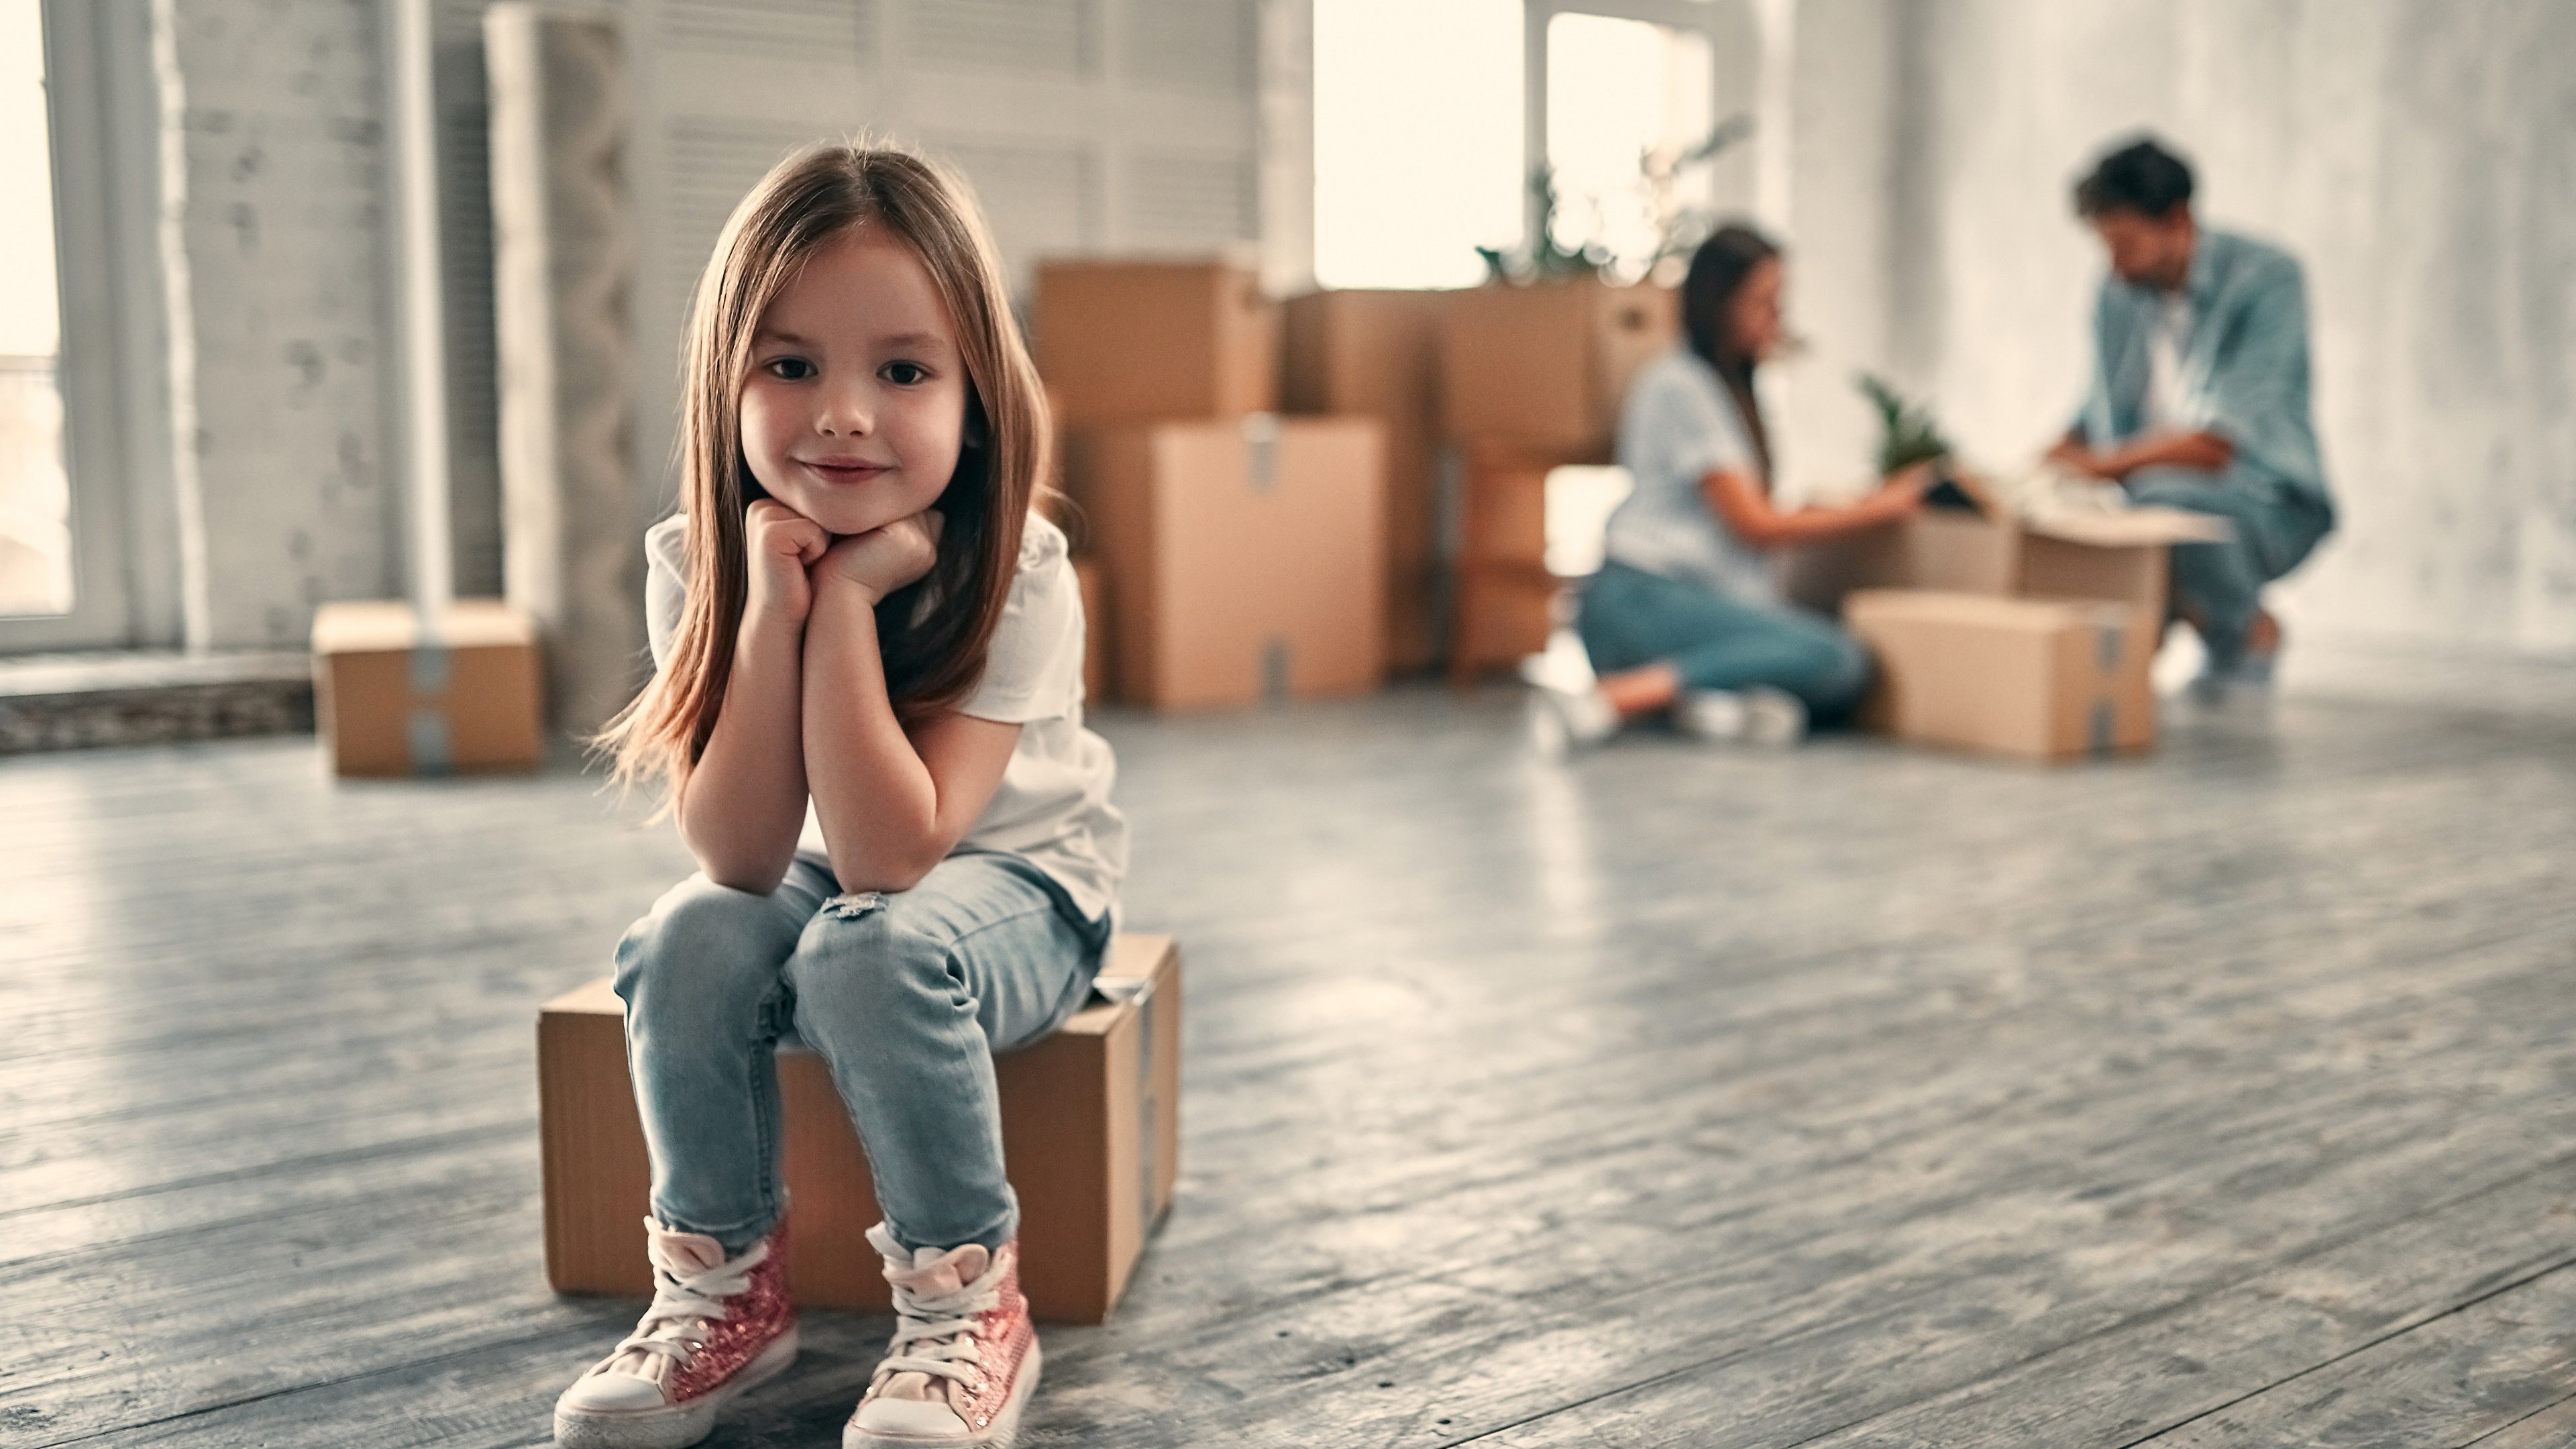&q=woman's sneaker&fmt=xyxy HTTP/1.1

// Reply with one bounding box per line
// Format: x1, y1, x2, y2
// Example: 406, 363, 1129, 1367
1676, 686, 1807, 747
554, 1219, 799, 1449
847, 1222, 1040, 1448
1527, 682, 1621, 757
